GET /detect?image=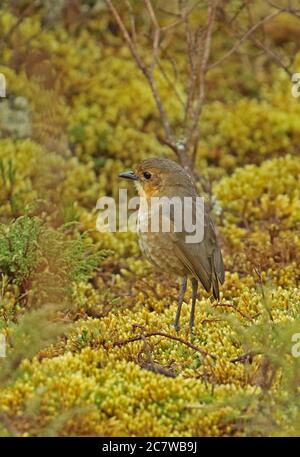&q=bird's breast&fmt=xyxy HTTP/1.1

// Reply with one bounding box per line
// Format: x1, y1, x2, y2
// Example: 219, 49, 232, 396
137, 207, 188, 277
